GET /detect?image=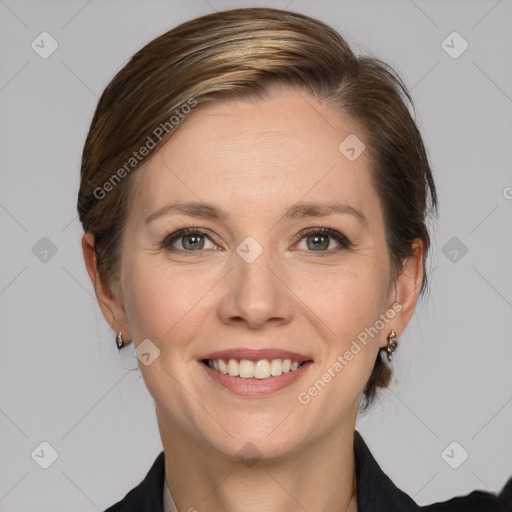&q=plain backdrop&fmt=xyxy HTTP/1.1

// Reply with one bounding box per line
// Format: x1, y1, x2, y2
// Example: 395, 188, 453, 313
0, 0, 511, 510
